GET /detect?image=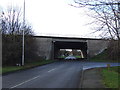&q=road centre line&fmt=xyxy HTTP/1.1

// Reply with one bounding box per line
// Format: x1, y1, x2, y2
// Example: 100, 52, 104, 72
10, 68, 57, 88
10, 75, 41, 89
48, 68, 56, 72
